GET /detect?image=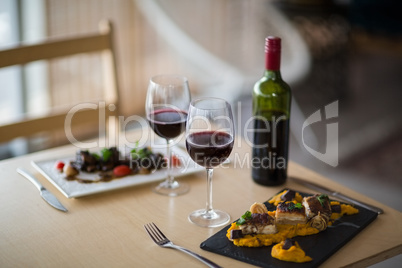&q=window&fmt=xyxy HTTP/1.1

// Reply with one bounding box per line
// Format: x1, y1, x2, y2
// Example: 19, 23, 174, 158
0, 0, 46, 158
